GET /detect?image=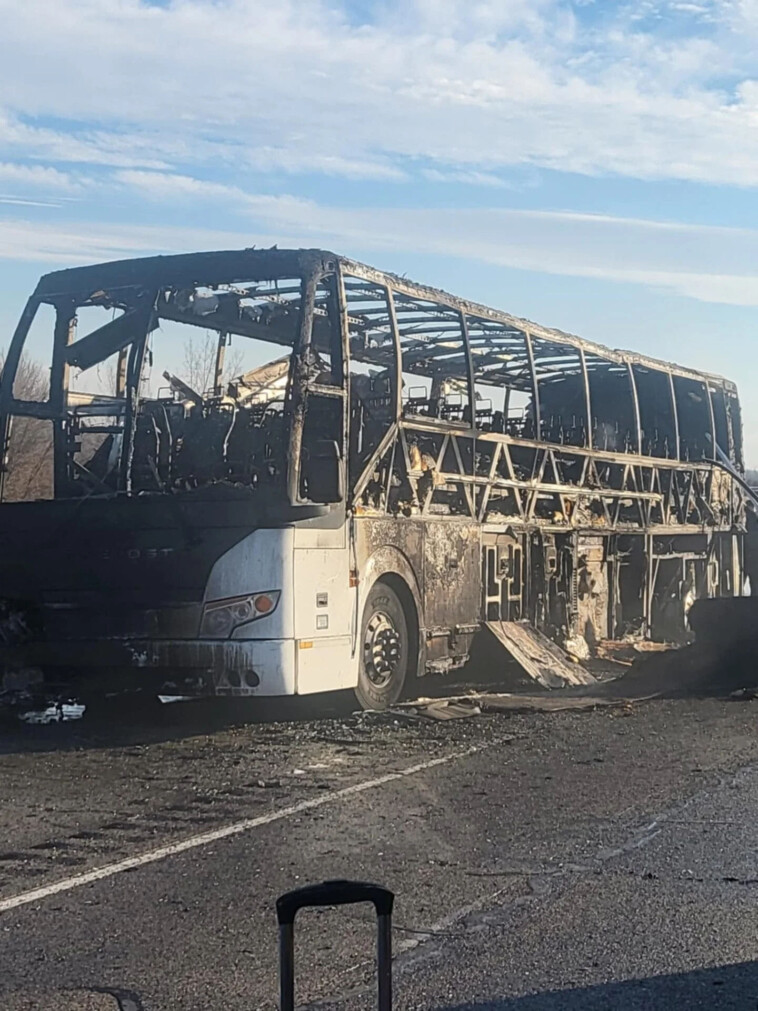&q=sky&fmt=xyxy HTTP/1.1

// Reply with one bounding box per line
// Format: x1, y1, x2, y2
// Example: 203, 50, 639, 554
1, 0, 758, 458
